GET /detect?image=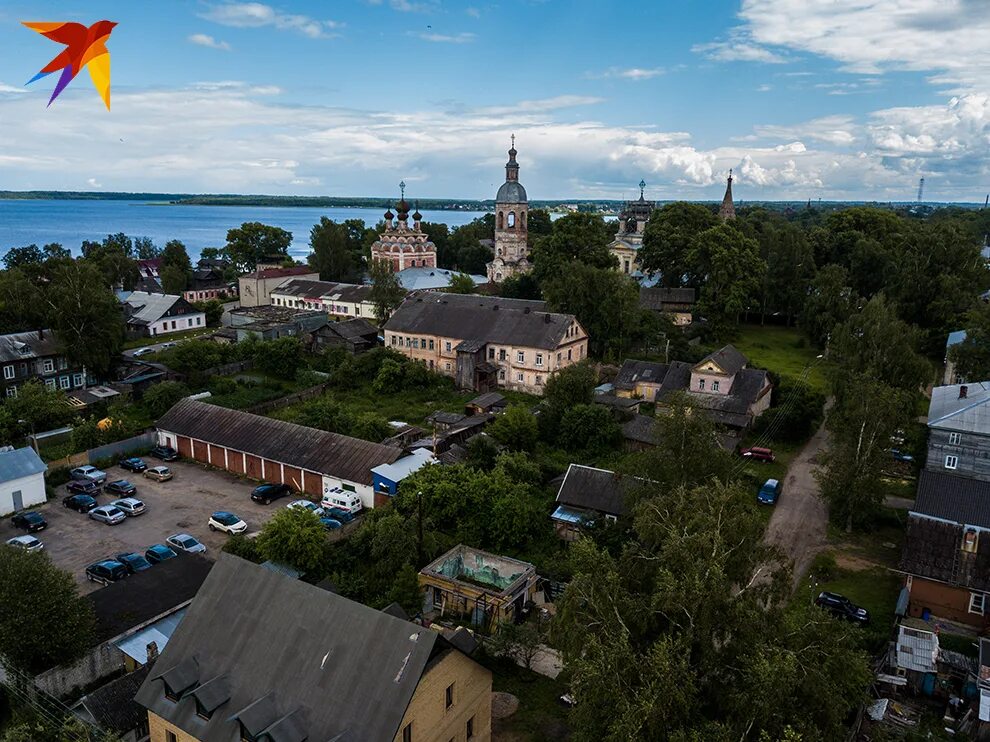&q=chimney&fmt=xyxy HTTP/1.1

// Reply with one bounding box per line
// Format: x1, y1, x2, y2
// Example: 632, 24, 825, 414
960, 385, 969, 399
544, 314, 551, 324
37, 329, 44, 340
146, 640, 159, 664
